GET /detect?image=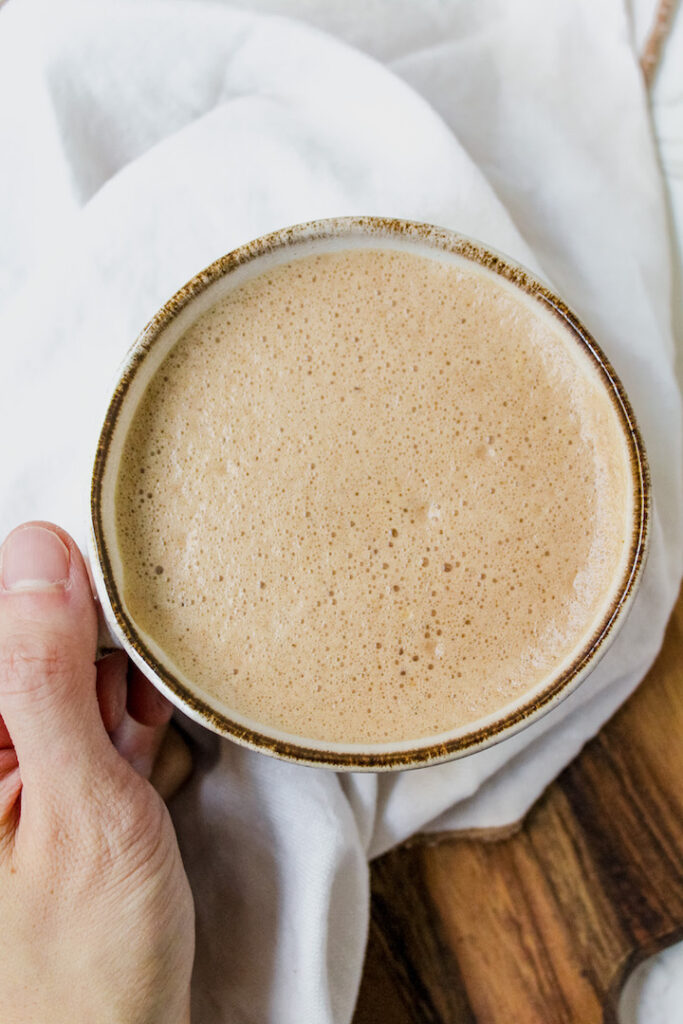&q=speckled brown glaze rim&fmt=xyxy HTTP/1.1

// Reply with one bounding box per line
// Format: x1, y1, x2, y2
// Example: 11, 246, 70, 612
90, 217, 650, 772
